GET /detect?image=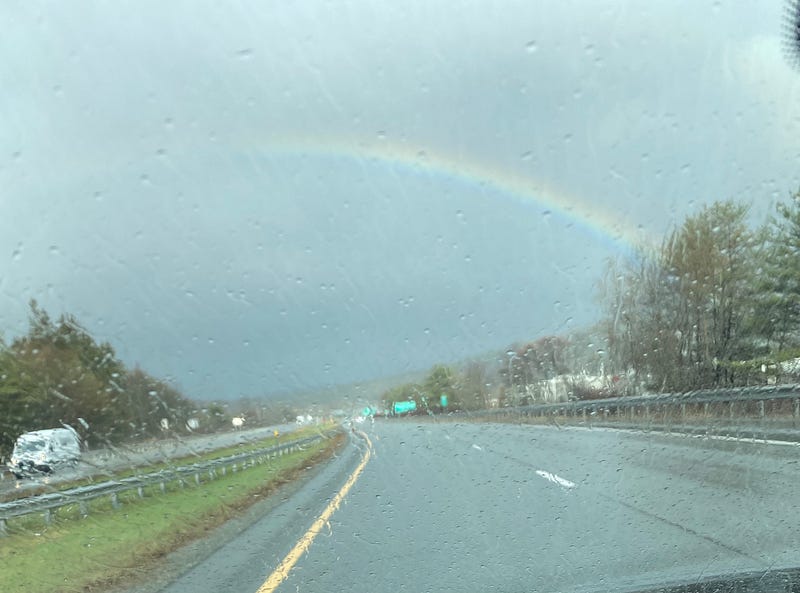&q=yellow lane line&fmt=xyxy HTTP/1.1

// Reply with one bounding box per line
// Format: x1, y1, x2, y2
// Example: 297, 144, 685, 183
255, 431, 373, 593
